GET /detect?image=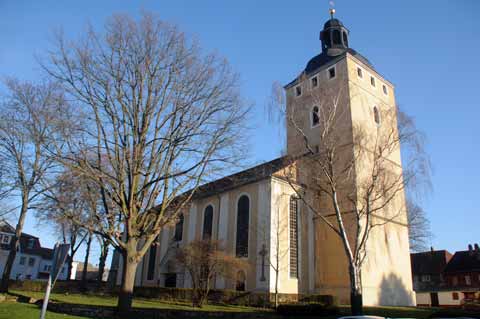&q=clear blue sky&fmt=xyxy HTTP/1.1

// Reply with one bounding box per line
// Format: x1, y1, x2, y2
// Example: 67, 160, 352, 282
1, 0, 478, 265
